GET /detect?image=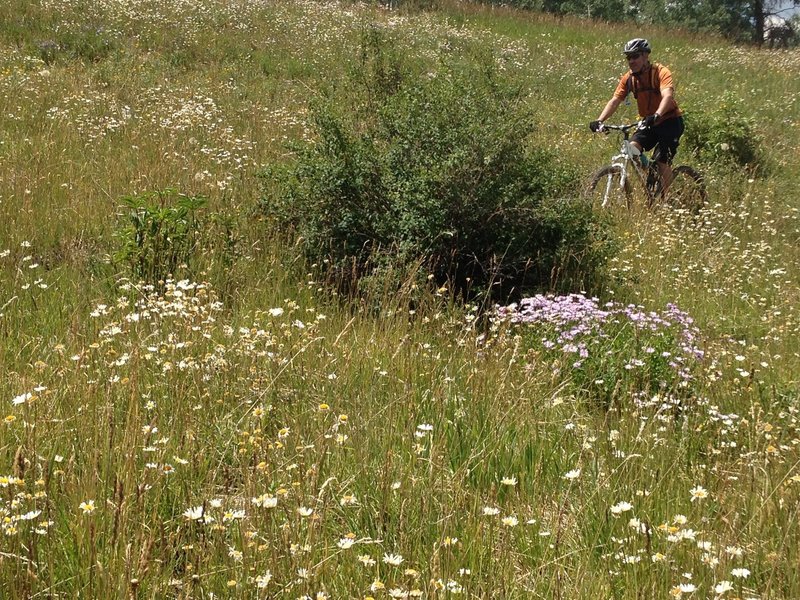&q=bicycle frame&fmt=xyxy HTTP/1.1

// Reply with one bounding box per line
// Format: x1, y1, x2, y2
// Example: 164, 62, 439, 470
598, 122, 648, 208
